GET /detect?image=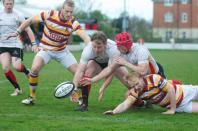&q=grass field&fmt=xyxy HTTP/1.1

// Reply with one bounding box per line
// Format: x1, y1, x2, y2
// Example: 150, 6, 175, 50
0, 50, 198, 131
